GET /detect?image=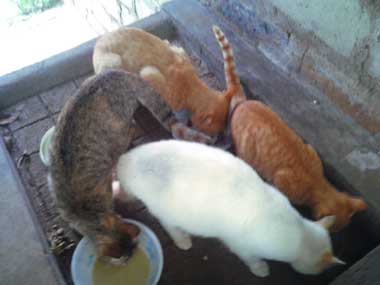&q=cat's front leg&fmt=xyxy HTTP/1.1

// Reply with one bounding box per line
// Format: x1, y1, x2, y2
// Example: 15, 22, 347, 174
171, 122, 216, 145
238, 253, 270, 277
248, 259, 270, 277
161, 223, 192, 250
